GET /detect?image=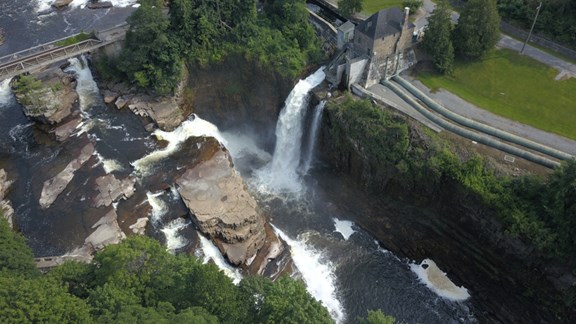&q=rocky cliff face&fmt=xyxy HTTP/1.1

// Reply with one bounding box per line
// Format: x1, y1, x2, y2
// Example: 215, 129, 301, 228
175, 137, 290, 275
318, 97, 575, 323
0, 169, 14, 228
